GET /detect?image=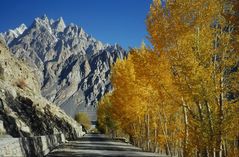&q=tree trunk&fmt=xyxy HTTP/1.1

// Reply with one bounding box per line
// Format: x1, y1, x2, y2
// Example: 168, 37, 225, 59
215, 63, 225, 157
146, 113, 150, 151
182, 98, 189, 157
159, 113, 172, 156
196, 102, 209, 156
205, 101, 215, 156
216, 92, 224, 157
154, 126, 158, 152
